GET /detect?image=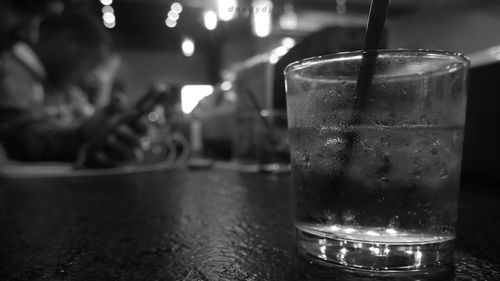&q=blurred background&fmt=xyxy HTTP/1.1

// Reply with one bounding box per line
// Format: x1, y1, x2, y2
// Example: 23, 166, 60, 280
2, 0, 500, 179
84, 0, 500, 179
89, 0, 500, 98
